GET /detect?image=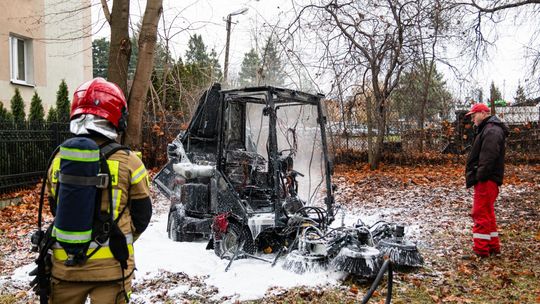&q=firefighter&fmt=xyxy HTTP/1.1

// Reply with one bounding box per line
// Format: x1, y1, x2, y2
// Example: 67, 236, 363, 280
464, 103, 508, 258
46, 78, 152, 303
